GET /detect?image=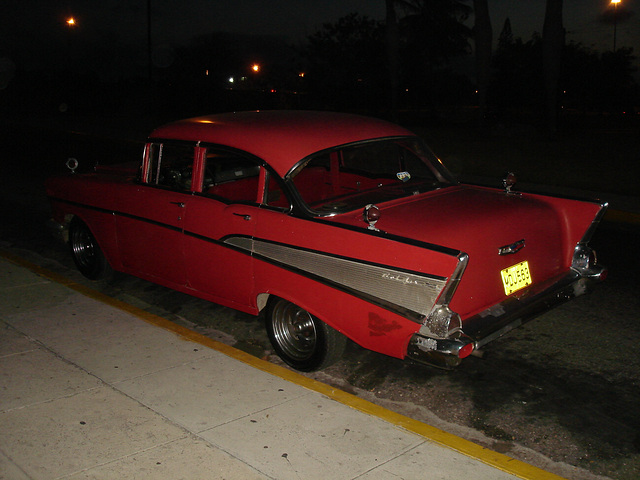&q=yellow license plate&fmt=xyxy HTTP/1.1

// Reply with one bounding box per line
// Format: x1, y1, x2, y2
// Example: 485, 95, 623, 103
500, 261, 532, 295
